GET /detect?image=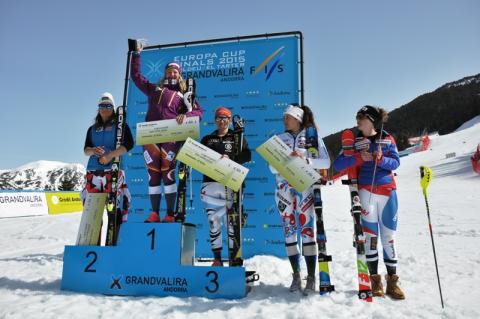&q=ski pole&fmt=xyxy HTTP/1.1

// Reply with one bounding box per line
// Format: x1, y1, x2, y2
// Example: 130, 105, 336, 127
420, 166, 444, 309
189, 166, 193, 208
368, 122, 384, 207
